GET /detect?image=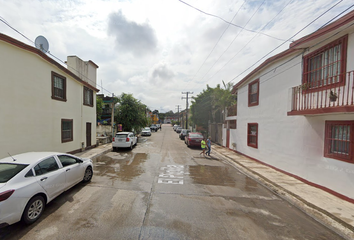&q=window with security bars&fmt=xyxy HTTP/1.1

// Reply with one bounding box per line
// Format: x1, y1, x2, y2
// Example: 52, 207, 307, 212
229, 120, 237, 129
324, 121, 353, 163
247, 123, 258, 148
62, 119, 73, 143
248, 79, 259, 107
84, 87, 93, 107
52, 72, 66, 101
303, 35, 347, 89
